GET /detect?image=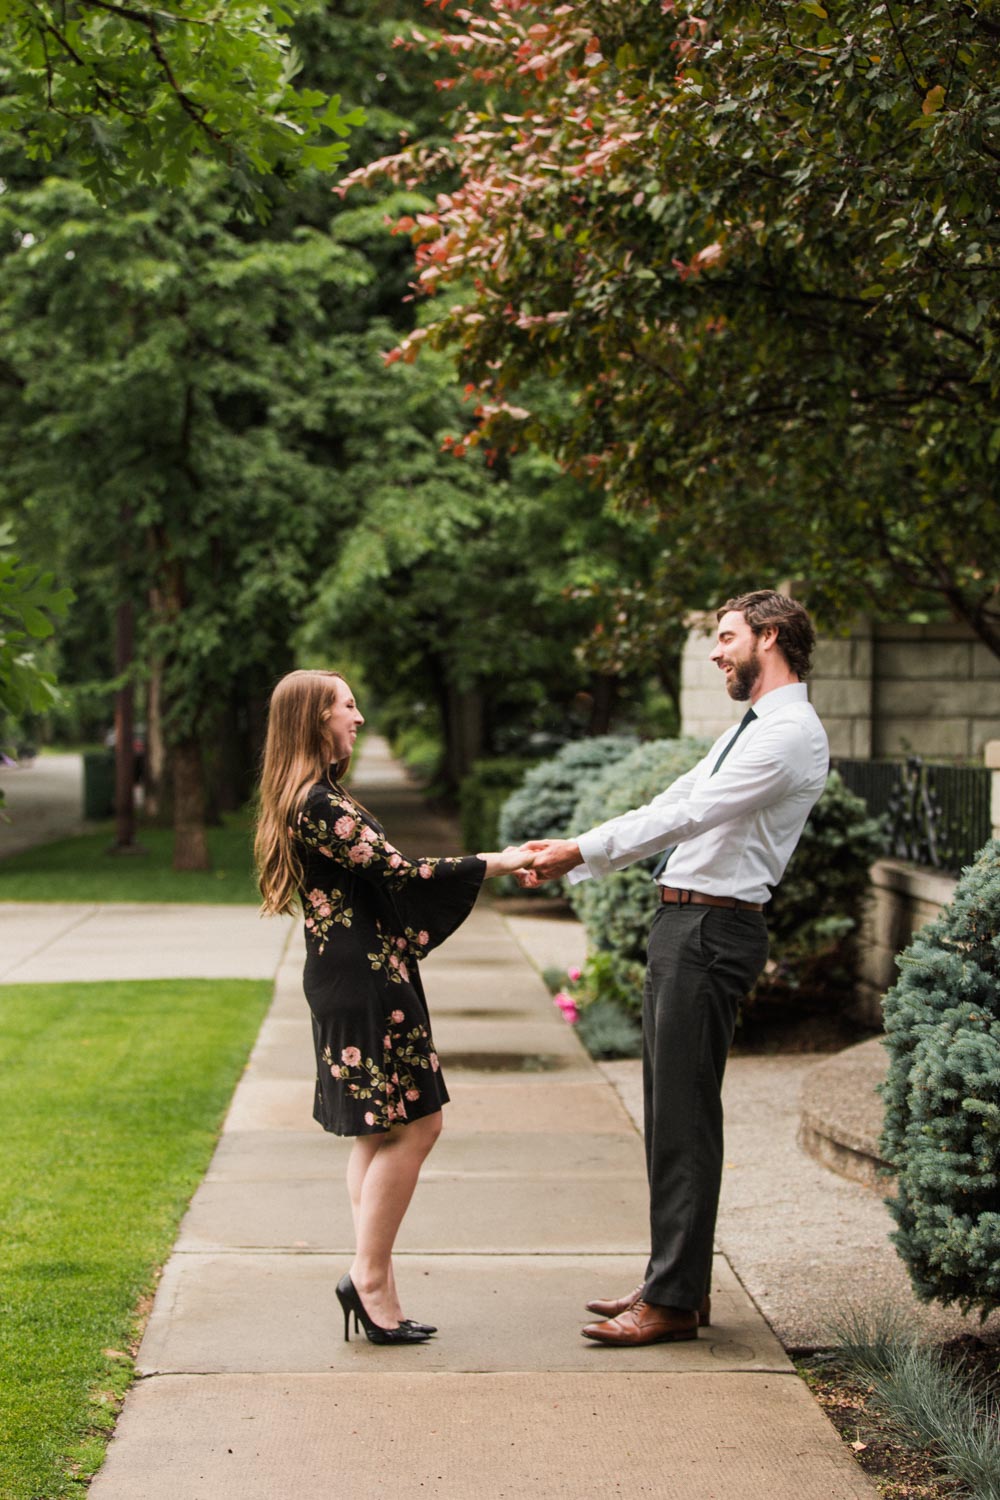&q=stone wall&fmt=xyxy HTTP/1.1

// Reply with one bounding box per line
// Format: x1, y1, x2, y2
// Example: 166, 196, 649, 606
852, 859, 957, 1027
680, 613, 1000, 762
